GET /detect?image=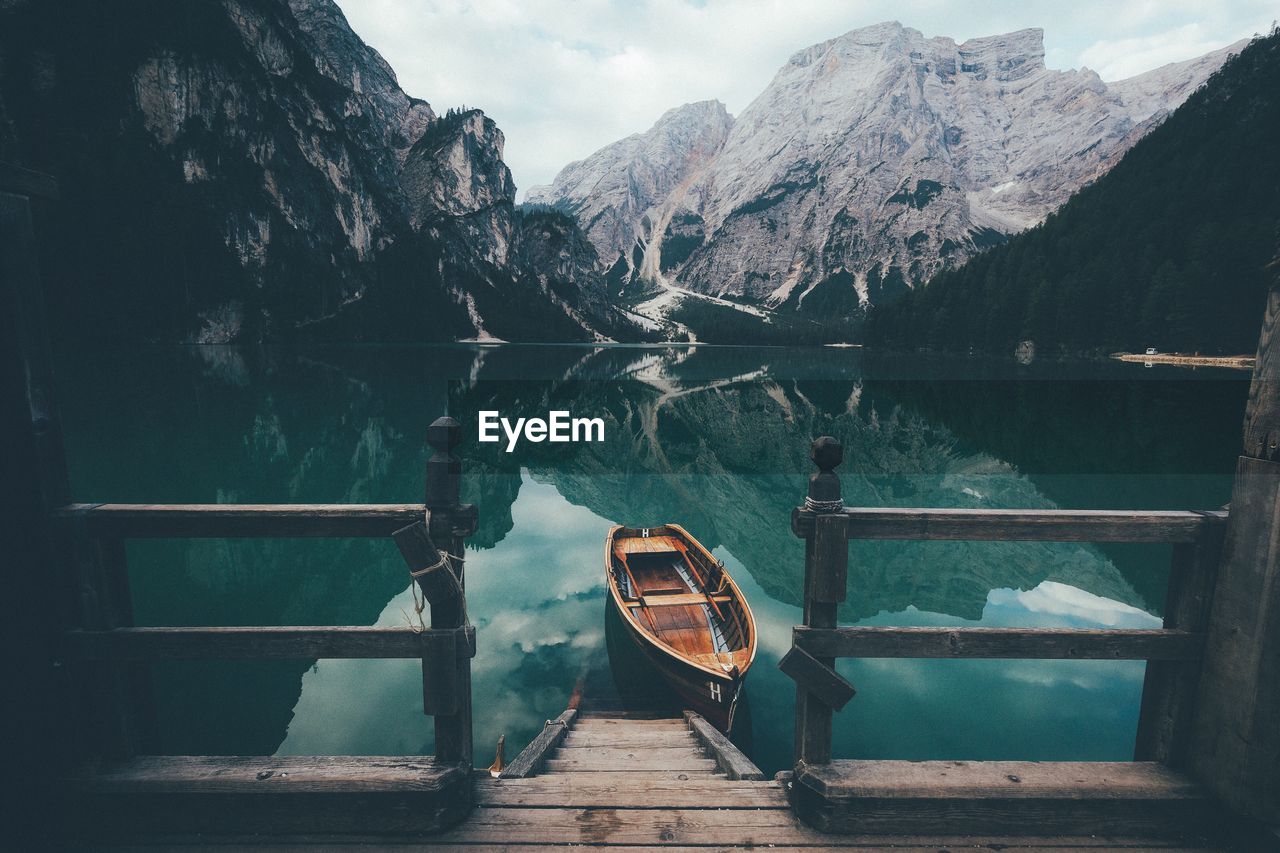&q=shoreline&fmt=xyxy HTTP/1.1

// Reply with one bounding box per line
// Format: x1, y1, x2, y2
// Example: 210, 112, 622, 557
1111, 352, 1255, 370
